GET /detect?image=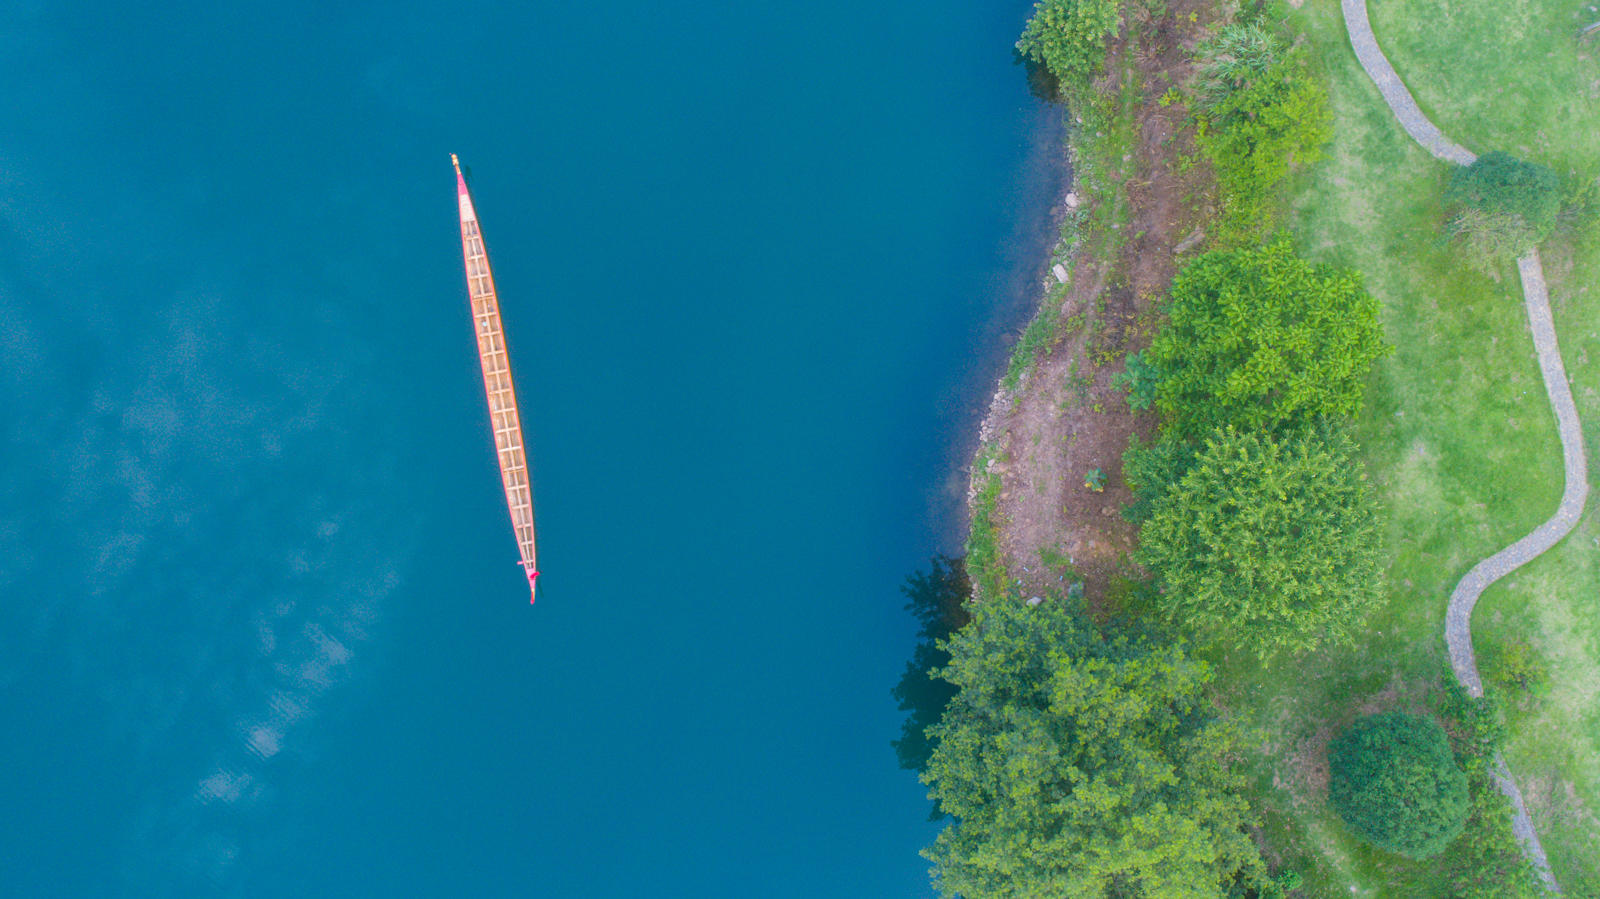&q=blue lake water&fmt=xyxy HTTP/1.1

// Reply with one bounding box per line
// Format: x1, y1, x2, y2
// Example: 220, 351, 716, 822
0, 1, 1061, 894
